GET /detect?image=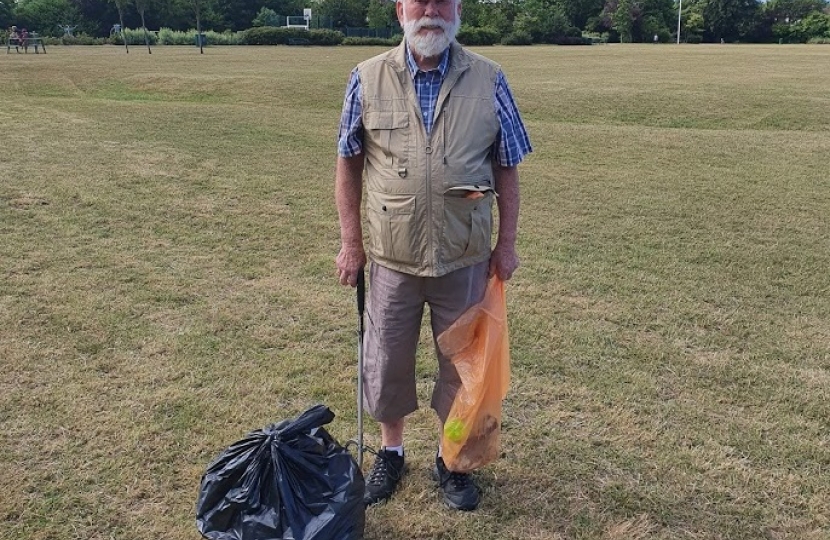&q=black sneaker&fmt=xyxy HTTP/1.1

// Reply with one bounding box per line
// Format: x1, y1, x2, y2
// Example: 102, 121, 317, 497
433, 456, 481, 511
364, 448, 406, 506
